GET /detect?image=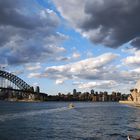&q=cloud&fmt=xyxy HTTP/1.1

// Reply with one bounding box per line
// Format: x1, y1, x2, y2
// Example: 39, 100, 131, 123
26, 63, 42, 71
27, 51, 140, 91
121, 47, 137, 54
131, 68, 140, 73
54, 51, 81, 62
45, 52, 140, 90
123, 50, 140, 66
131, 37, 140, 49
53, 0, 140, 48
9, 70, 24, 76
72, 52, 81, 59
72, 67, 140, 91
28, 72, 42, 78
75, 80, 117, 89
55, 79, 64, 85
44, 53, 118, 82
0, 0, 67, 66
